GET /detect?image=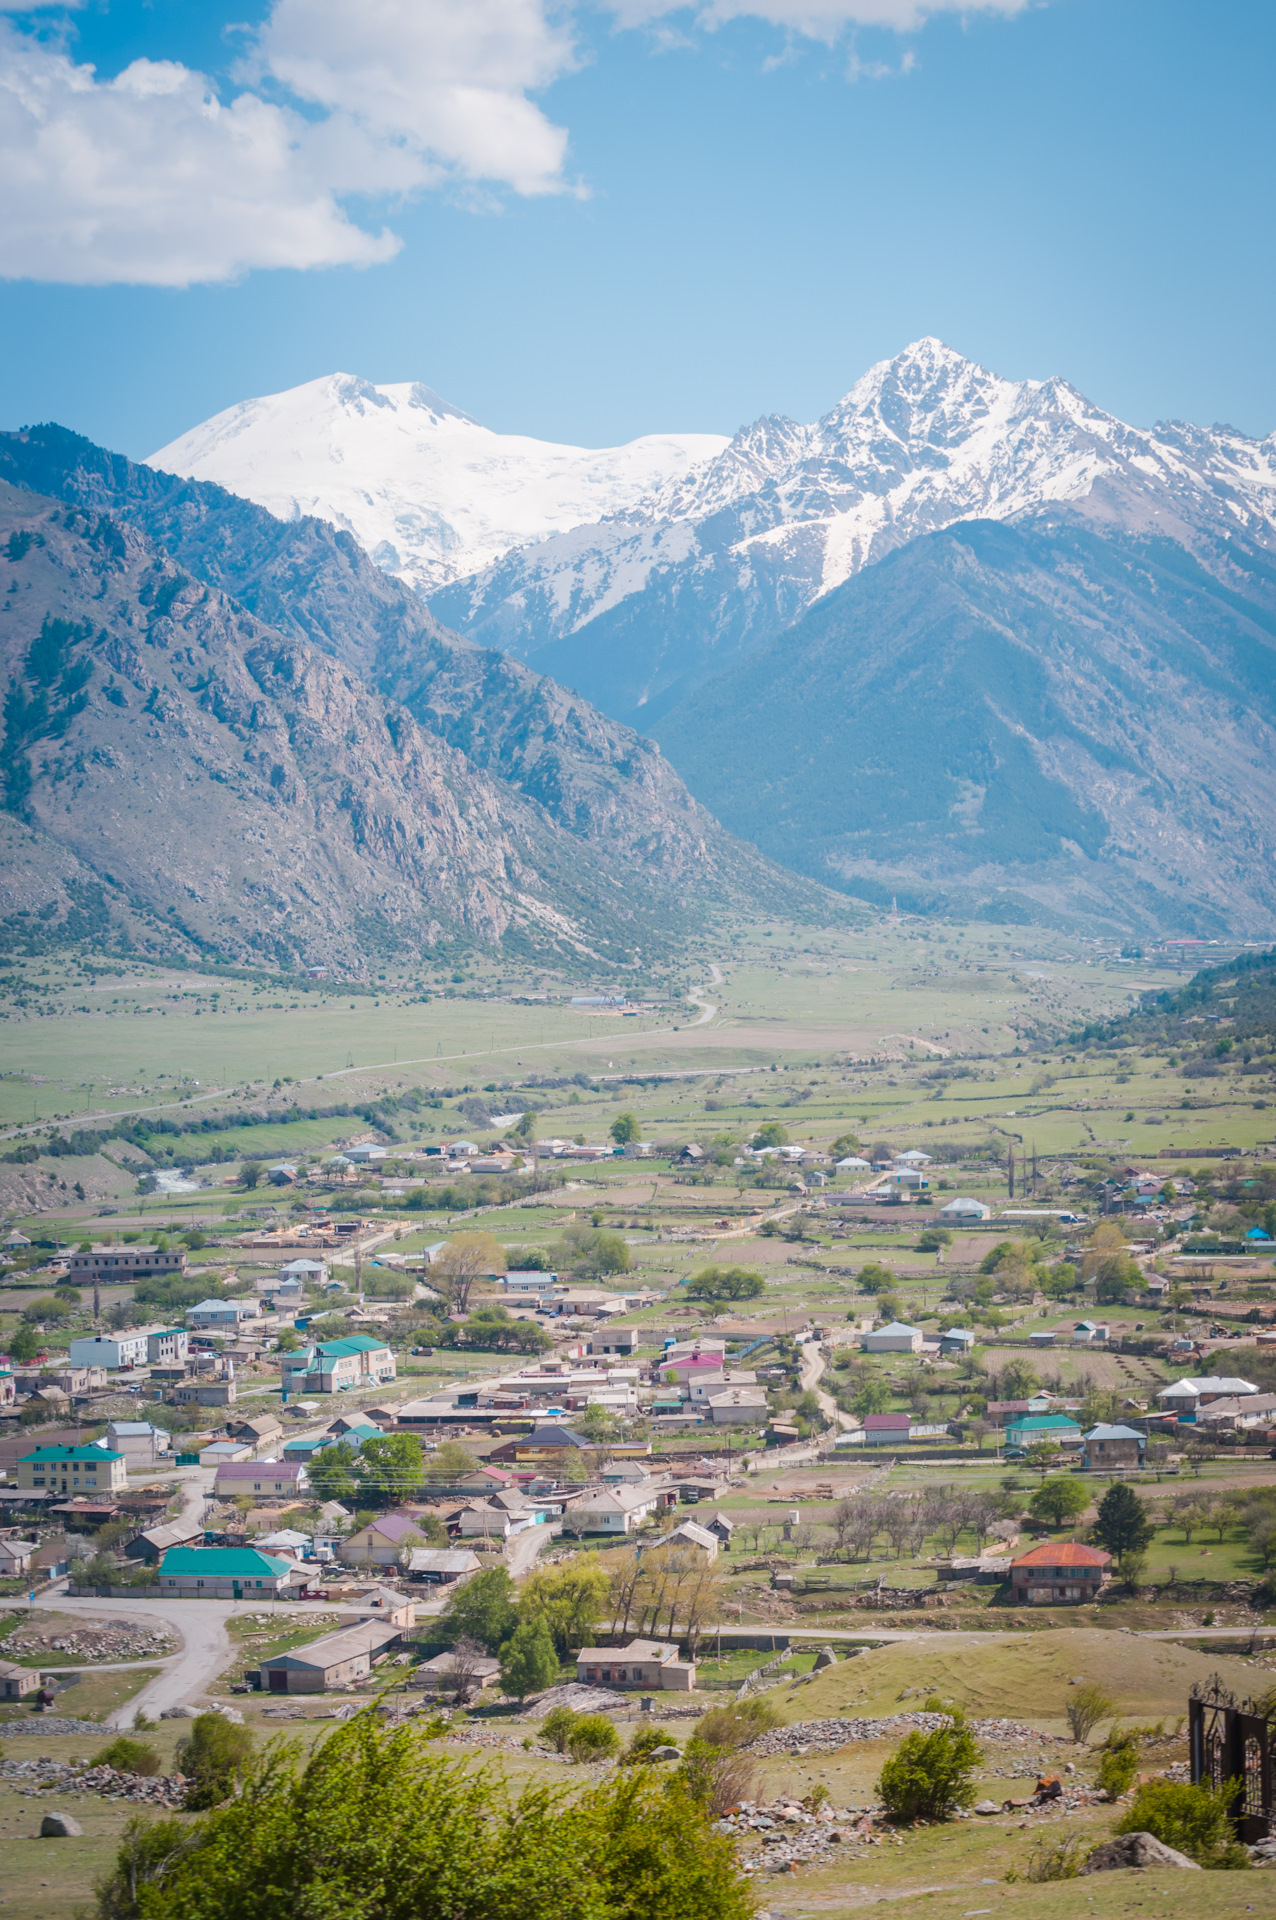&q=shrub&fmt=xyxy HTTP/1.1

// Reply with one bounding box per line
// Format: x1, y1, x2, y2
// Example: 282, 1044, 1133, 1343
674, 1737, 757, 1819
566, 1714, 621, 1763
877, 1714, 982, 1824
694, 1696, 780, 1751
175, 1713, 255, 1810
1114, 1778, 1249, 1869
91, 1736, 162, 1777
1064, 1683, 1116, 1744
1095, 1734, 1139, 1798
538, 1706, 578, 1754
622, 1725, 672, 1765
1011, 1832, 1087, 1882
91, 1716, 753, 1920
